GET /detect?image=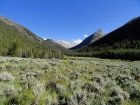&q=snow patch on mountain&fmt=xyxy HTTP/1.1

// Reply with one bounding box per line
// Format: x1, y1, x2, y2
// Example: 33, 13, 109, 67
56, 40, 77, 48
